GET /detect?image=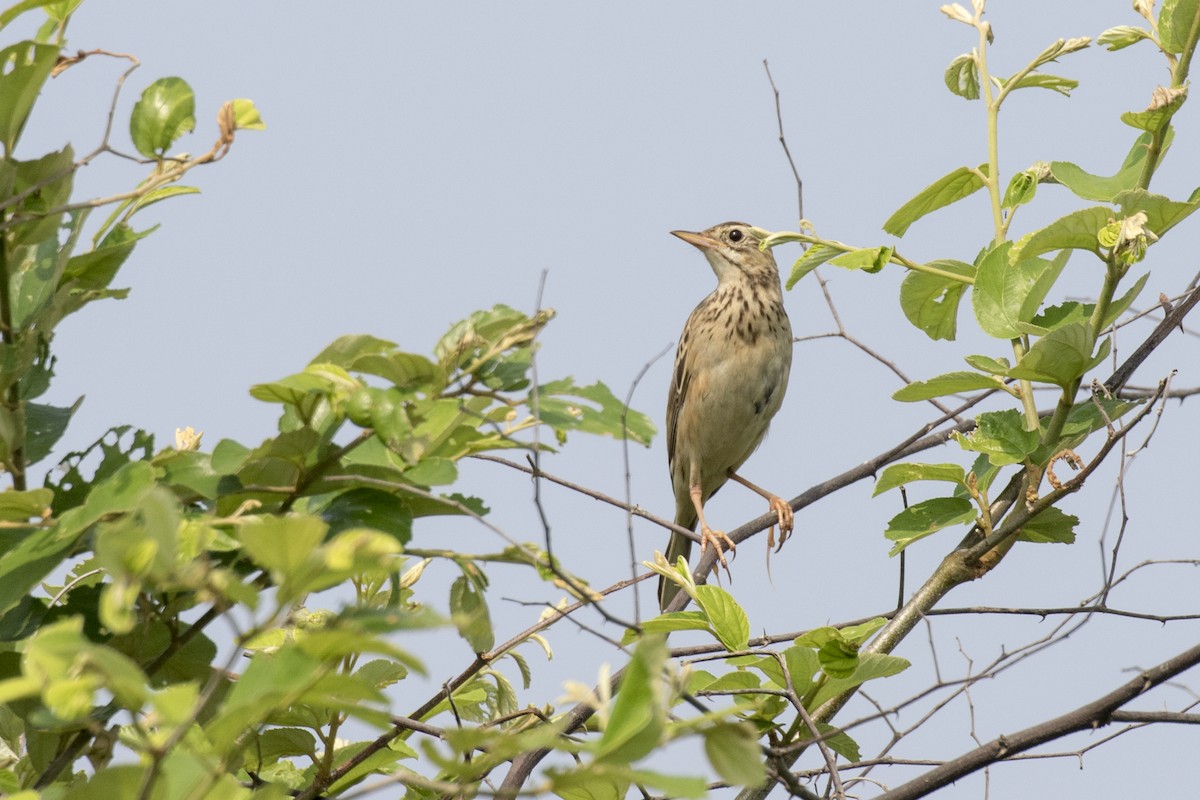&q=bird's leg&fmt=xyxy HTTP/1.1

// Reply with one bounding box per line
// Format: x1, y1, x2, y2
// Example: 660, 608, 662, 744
728, 471, 794, 552
690, 484, 736, 578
